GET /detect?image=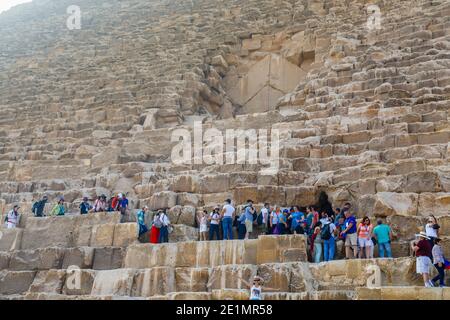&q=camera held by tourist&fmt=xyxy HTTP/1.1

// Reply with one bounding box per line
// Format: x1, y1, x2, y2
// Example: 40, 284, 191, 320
320, 212, 336, 262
